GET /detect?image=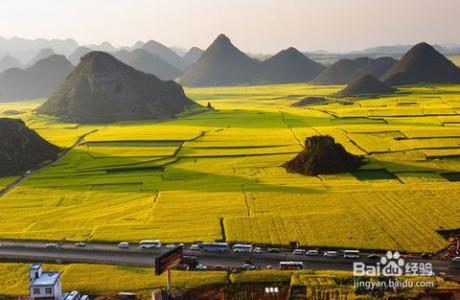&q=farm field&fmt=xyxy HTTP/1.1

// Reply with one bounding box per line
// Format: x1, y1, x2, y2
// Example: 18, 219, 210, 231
0, 262, 227, 297
1, 84, 460, 252
0, 262, 456, 298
